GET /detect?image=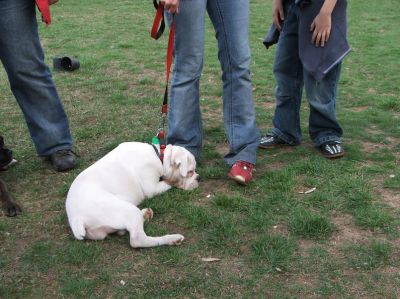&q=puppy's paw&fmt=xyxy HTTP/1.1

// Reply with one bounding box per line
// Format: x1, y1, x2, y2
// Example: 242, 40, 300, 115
1, 198, 22, 217
6, 204, 22, 217
141, 208, 154, 222
166, 234, 184, 246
